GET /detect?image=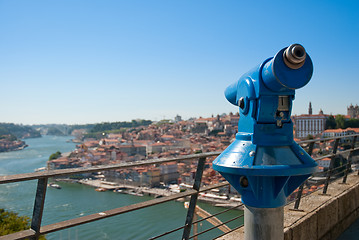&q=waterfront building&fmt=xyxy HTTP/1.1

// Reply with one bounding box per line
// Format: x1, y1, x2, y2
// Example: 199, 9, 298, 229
130, 167, 161, 187
180, 172, 194, 184
160, 162, 179, 184
146, 167, 161, 187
